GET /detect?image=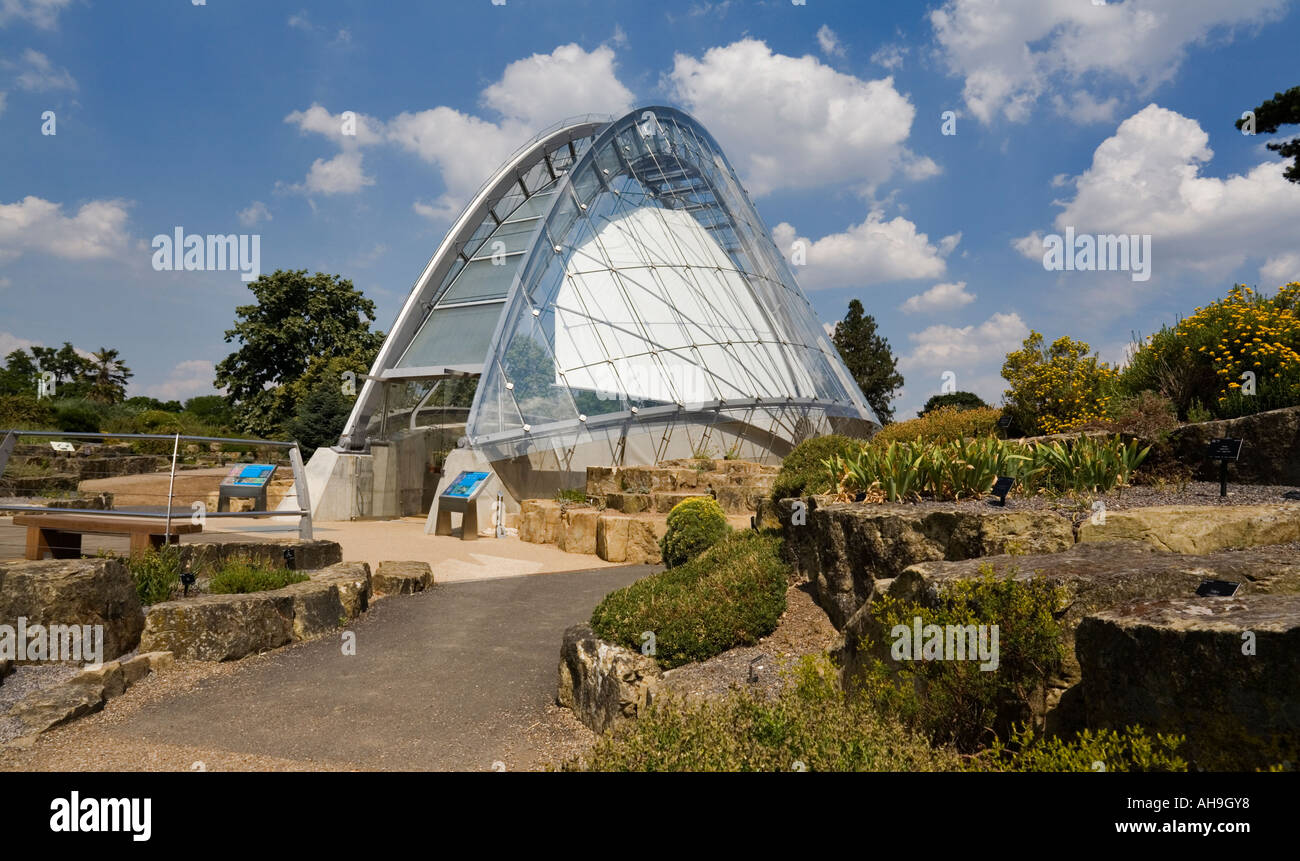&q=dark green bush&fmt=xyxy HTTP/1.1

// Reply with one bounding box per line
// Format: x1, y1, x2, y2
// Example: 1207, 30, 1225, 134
854, 569, 1067, 753
771, 434, 869, 500
659, 495, 729, 568
565, 655, 960, 771
53, 402, 102, 433
207, 559, 308, 594
591, 531, 788, 669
